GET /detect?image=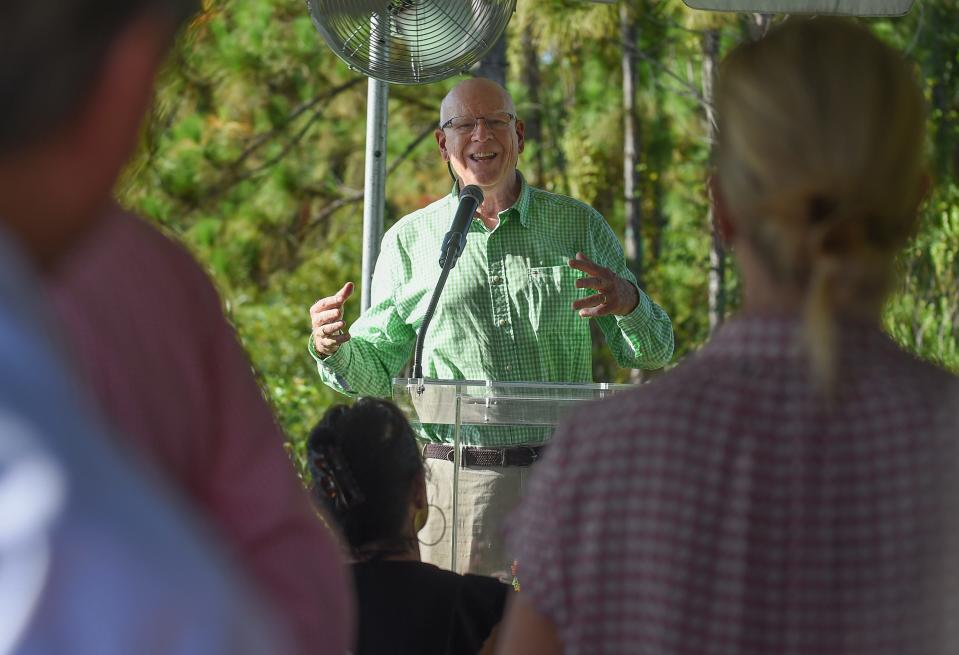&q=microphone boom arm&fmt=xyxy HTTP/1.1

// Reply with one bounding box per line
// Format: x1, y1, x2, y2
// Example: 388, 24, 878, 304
412, 185, 483, 383
412, 238, 459, 381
